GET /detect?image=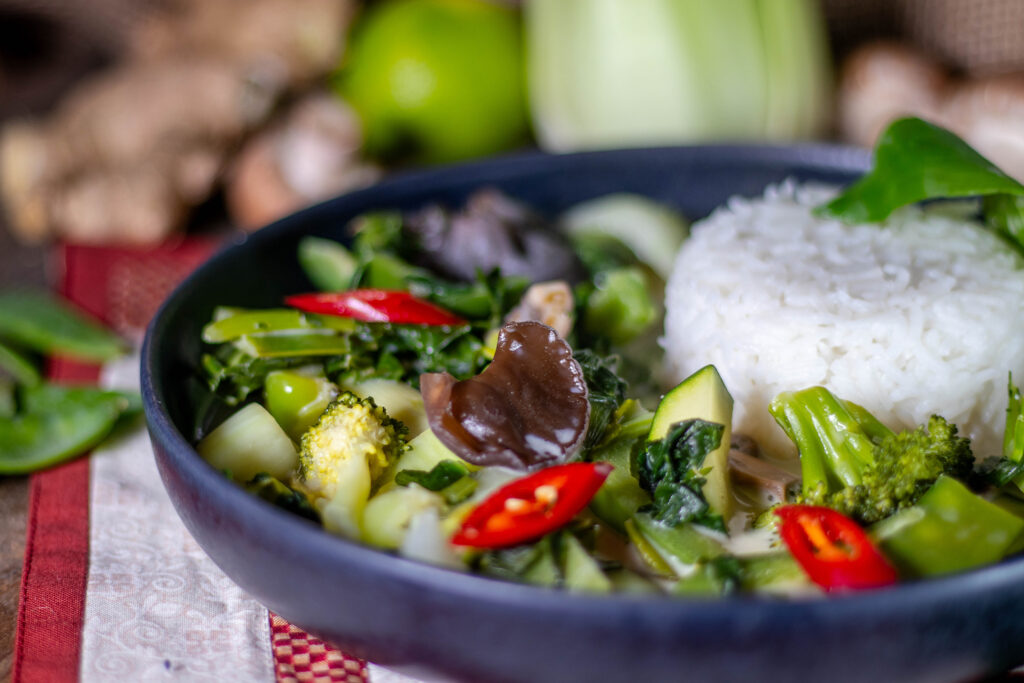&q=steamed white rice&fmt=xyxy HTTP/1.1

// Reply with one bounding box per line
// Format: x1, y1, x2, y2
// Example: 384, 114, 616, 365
662, 181, 1024, 459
